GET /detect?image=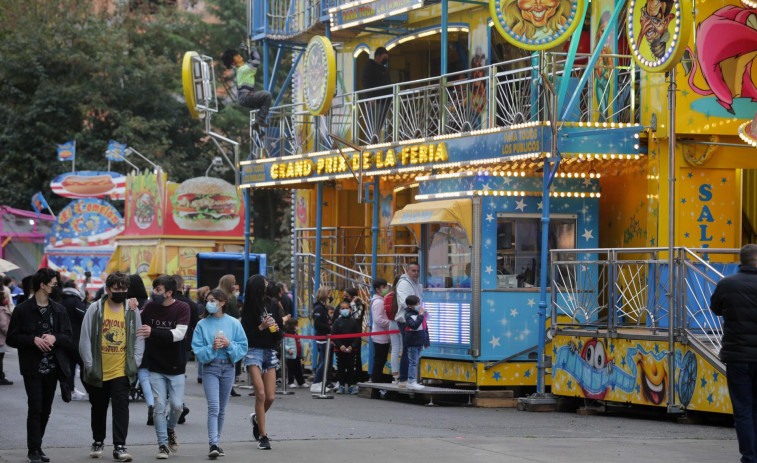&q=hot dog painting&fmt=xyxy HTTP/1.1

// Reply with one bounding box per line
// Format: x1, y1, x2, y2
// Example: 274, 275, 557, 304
51, 171, 126, 200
